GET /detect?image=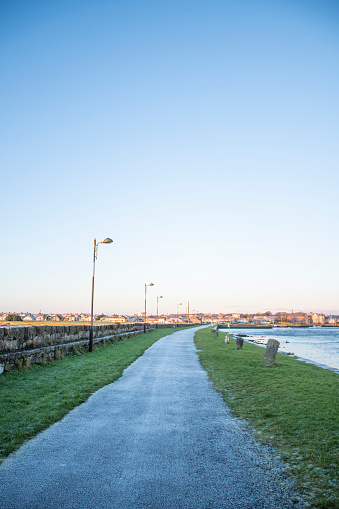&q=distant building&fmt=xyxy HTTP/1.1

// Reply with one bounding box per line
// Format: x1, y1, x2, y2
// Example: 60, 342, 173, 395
237, 317, 250, 323
308, 313, 325, 324
68, 315, 81, 321
104, 316, 127, 323
22, 314, 35, 321
326, 316, 337, 325
253, 316, 271, 324
308, 313, 325, 325
79, 314, 90, 321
